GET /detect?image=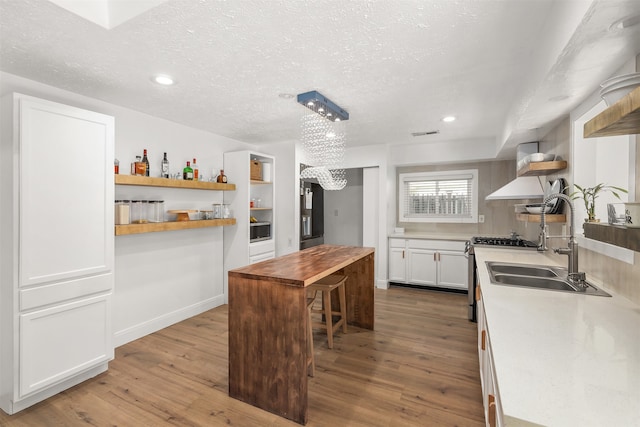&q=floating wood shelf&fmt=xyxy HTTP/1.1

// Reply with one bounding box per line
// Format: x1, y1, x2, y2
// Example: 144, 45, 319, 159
517, 160, 568, 177
115, 174, 236, 191
583, 222, 640, 252
250, 180, 272, 185
584, 85, 640, 138
115, 218, 236, 235
250, 207, 272, 211
516, 213, 566, 223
